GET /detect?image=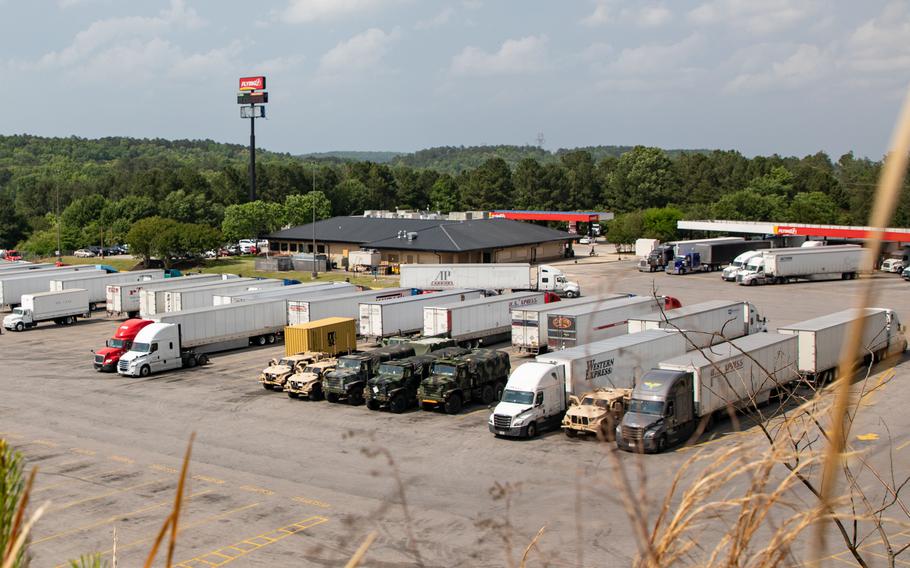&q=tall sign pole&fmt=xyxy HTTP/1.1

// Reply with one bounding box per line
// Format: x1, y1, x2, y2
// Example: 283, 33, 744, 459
238, 76, 268, 202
